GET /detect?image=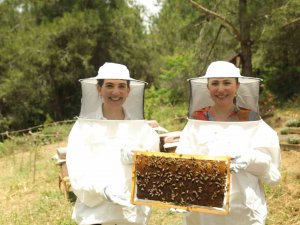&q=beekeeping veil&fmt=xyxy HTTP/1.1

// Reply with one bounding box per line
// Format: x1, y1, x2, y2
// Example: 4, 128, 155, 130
188, 61, 261, 118
79, 62, 146, 120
